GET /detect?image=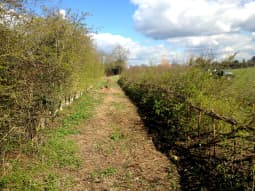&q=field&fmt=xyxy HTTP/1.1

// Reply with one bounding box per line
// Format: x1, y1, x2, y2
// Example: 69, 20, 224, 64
119, 66, 255, 190
231, 67, 255, 88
